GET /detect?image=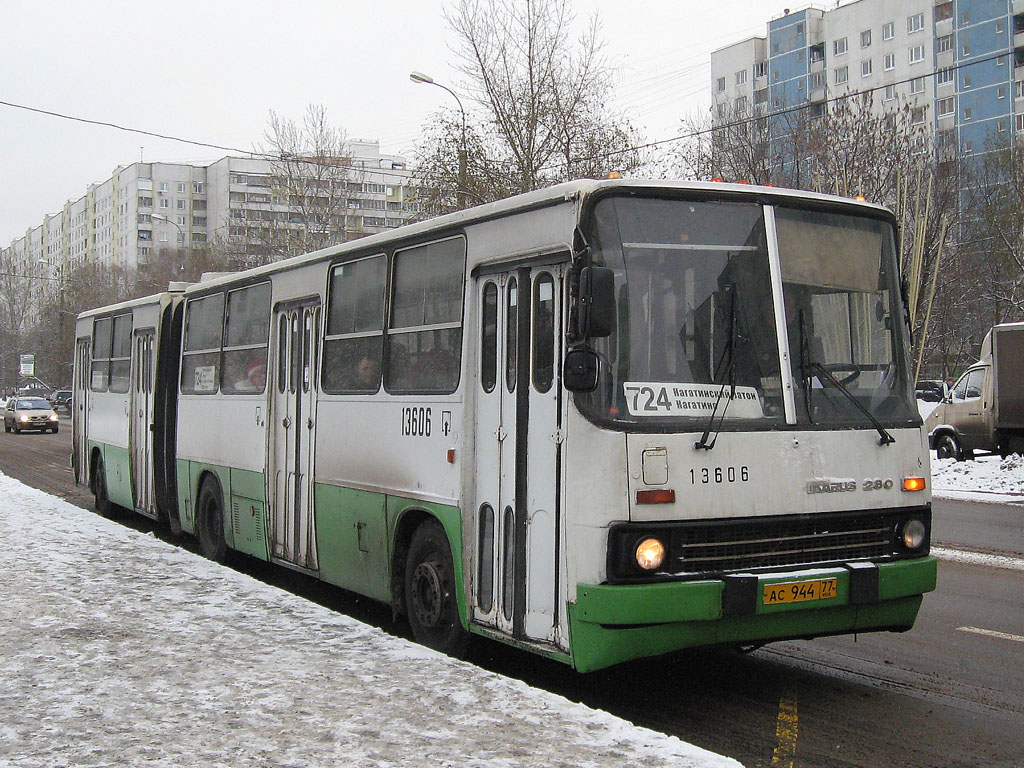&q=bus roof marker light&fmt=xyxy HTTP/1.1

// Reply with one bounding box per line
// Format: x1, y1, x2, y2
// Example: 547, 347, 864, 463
903, 477, 926, 492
